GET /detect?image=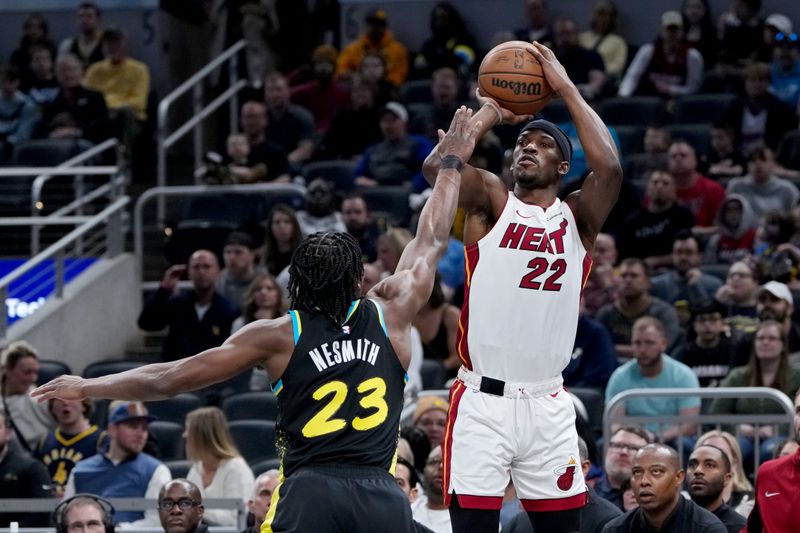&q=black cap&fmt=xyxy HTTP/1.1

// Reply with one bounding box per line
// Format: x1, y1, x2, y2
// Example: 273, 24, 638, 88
519, 119, 573, 163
